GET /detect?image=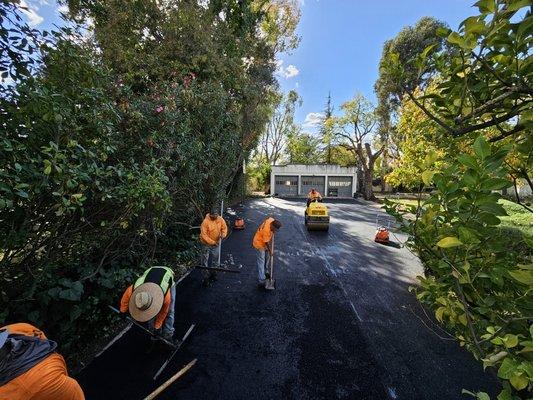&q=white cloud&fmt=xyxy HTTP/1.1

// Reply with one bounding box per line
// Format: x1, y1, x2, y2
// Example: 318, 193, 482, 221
275, 60, 300, 79
57, 4, 69, 15
303, 112, 325, 128
284, 65, 299, 78
19, 0, 44, 27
